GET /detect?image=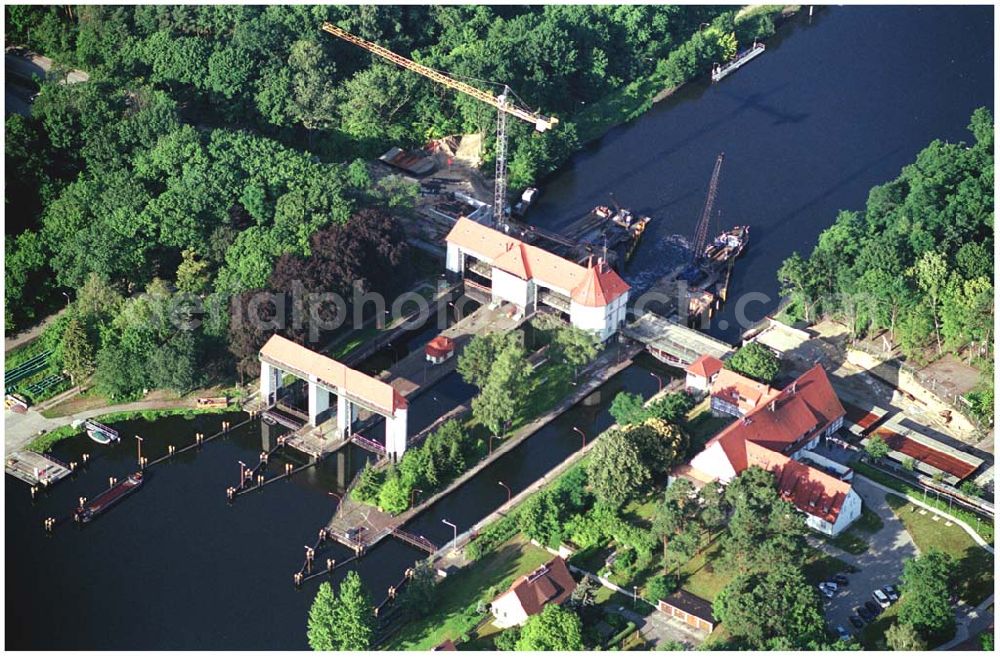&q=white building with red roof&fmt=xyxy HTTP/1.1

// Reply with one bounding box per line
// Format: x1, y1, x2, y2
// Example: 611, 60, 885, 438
445, 217, 629, 341
685, 364, 860, 536
490, 556, 577, 629
685, 354, 725, 392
